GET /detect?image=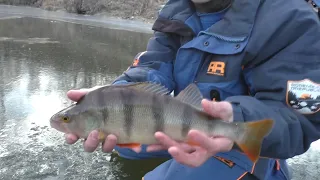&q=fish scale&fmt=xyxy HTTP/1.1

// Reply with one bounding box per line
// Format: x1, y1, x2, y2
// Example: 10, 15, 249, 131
50, 82, 274, 163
